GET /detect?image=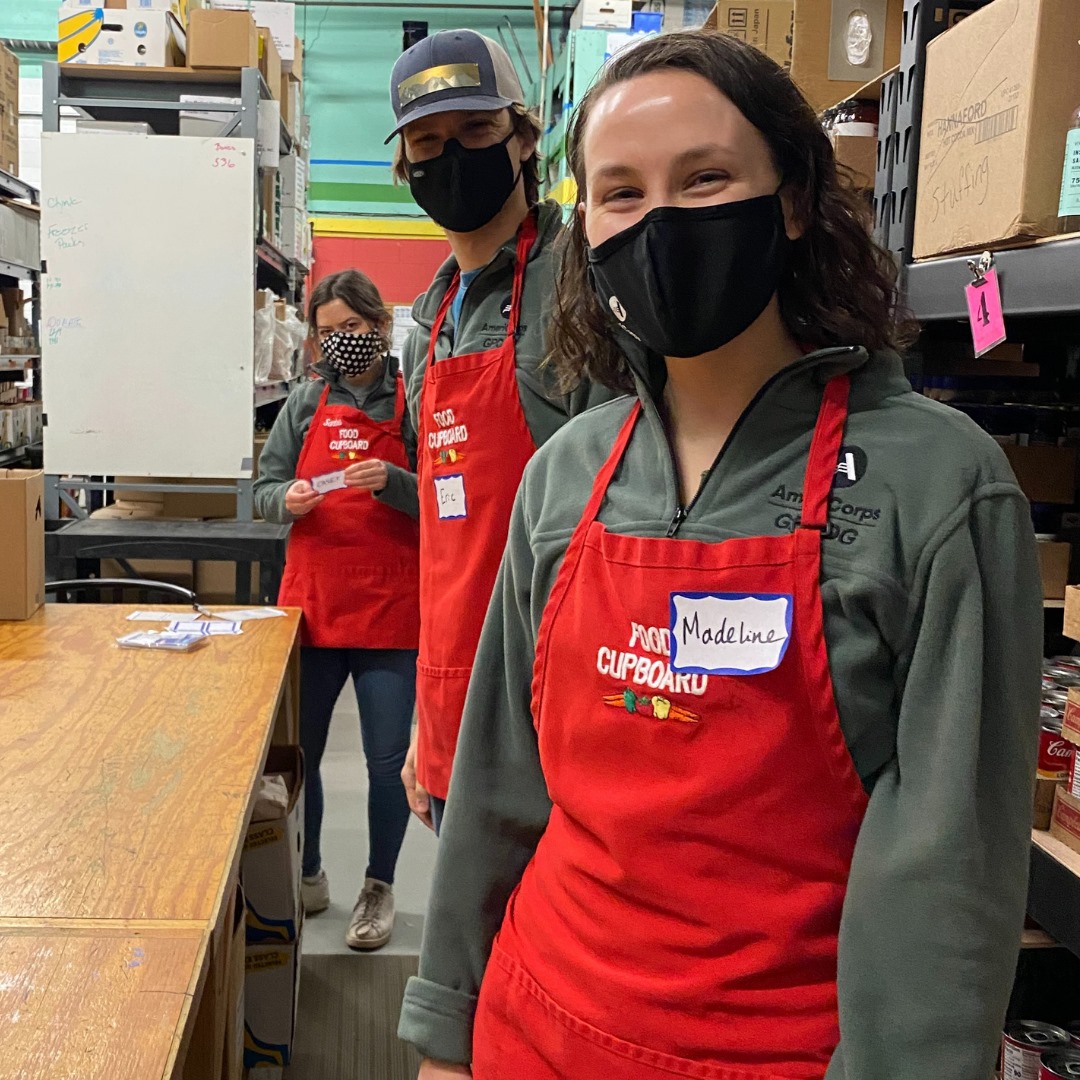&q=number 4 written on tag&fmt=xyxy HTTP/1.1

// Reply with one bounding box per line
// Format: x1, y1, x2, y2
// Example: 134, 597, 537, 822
965, 268, 1007, 358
